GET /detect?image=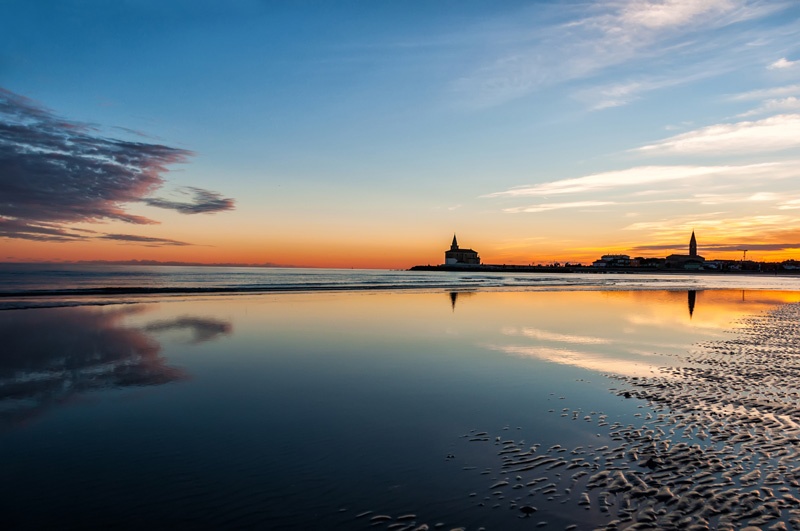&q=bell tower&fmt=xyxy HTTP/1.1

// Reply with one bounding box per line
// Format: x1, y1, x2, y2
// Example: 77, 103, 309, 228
689, 231, 697, 257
